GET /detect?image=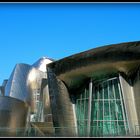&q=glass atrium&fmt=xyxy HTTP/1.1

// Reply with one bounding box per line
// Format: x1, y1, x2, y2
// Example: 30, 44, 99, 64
75, 76, 129, 137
